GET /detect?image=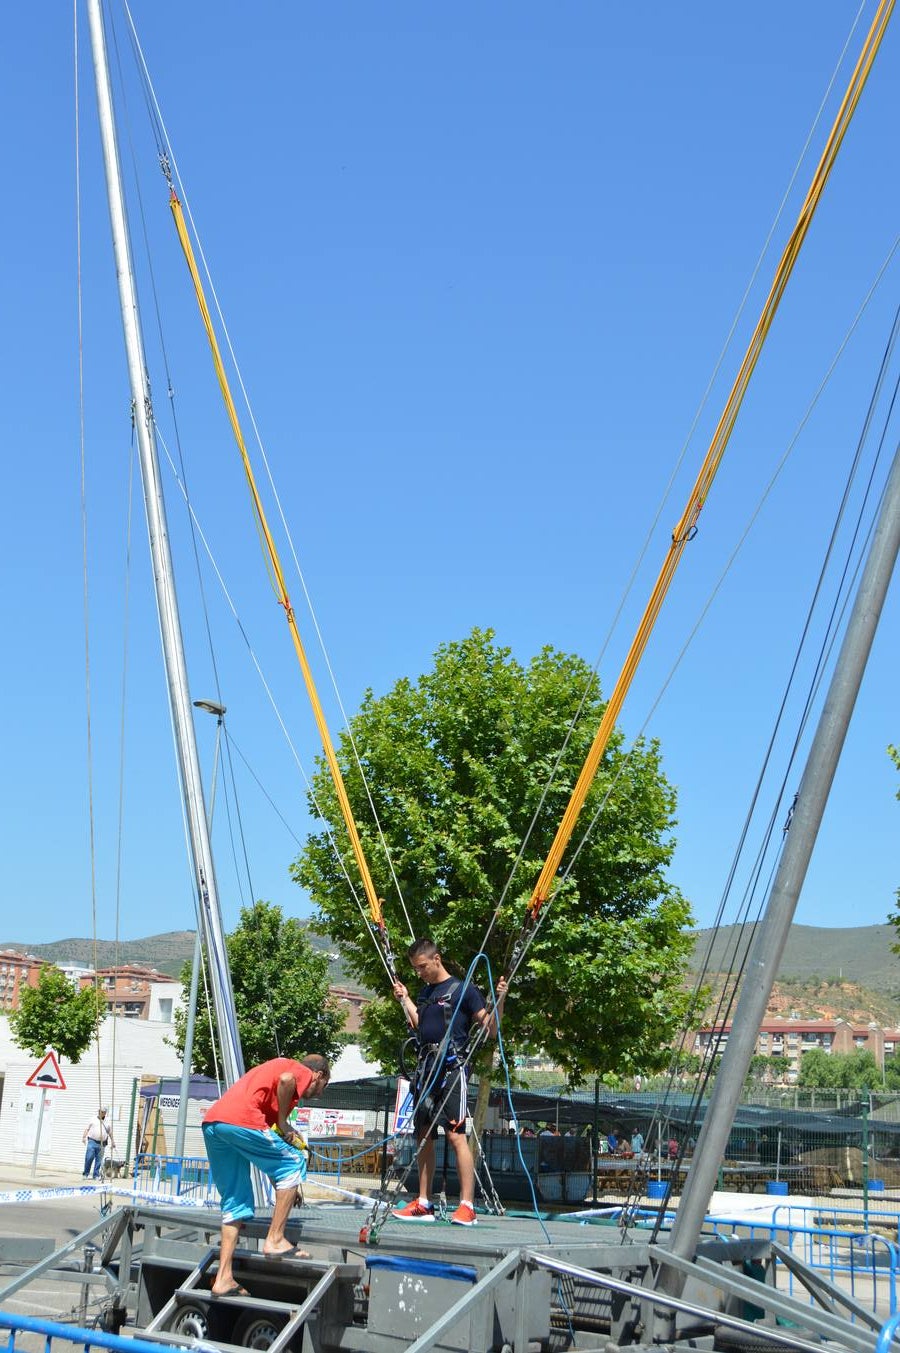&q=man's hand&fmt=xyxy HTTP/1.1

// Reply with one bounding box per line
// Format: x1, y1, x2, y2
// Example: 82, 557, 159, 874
496, 976, 509, 1003
393, 979, 418, 1027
